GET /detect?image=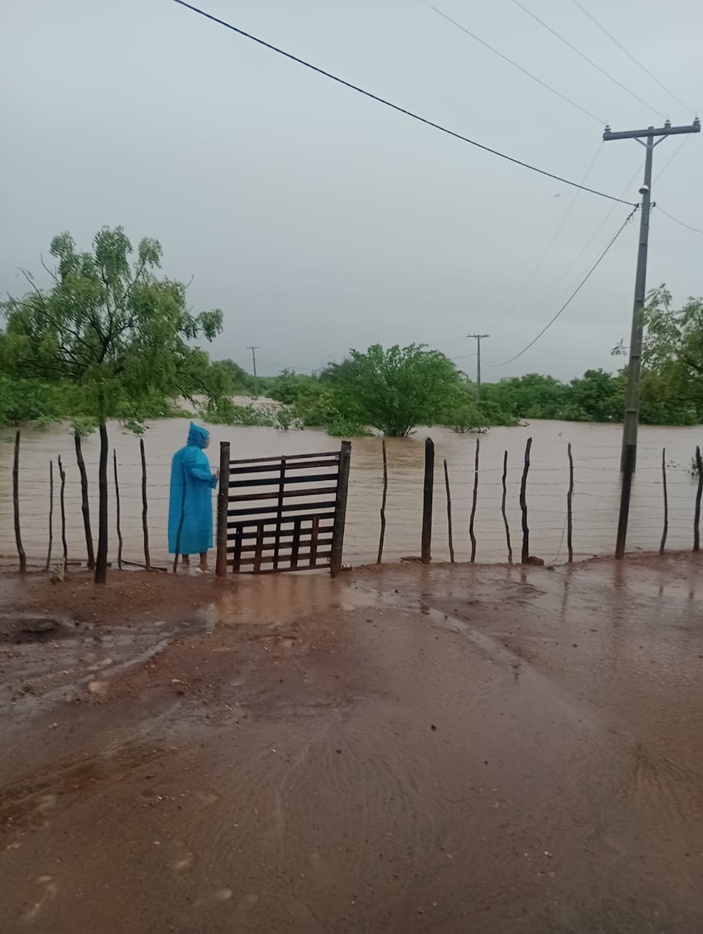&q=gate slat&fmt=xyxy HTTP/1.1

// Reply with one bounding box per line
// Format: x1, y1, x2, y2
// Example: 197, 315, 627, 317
227, 486, 338, 504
